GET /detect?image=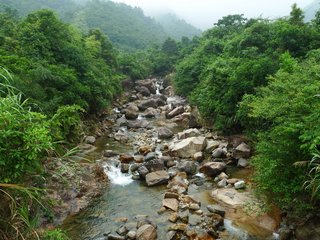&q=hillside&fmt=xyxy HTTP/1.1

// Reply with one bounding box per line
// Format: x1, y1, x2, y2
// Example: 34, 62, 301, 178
0, 0, 78, 21
304, 0, 320, 21
71, 0, 168, 50
155, 13, 202, 40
